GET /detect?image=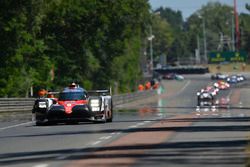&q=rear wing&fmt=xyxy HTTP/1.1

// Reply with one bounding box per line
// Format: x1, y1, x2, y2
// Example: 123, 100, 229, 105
48, 91, 60, 95
88, 89, 111, 96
